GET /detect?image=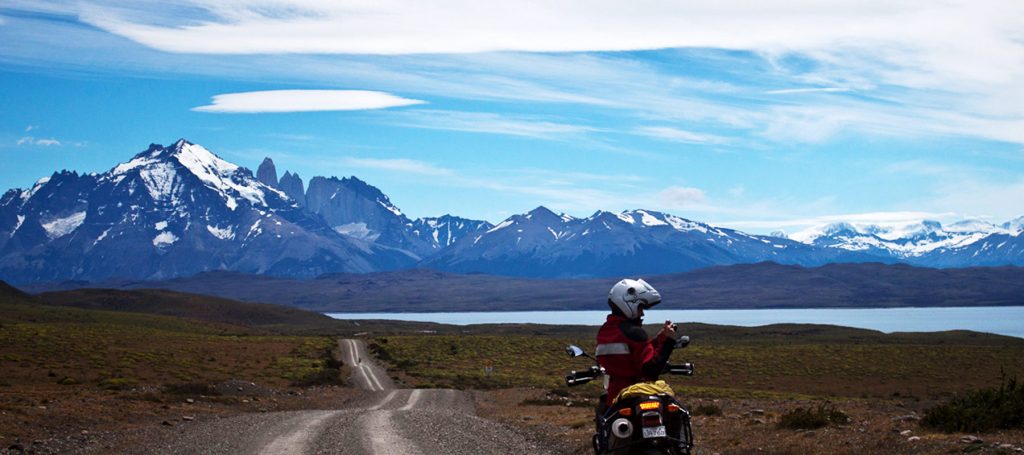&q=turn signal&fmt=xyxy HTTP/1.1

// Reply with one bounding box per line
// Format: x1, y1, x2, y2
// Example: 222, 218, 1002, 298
639, 401, 660, 411
618, 408, 633, 417
667, 404, 681, 413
